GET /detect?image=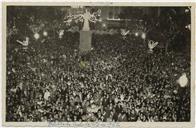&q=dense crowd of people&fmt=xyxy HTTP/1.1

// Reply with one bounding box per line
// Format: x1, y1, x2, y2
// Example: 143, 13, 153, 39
6, 27, 190, 122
